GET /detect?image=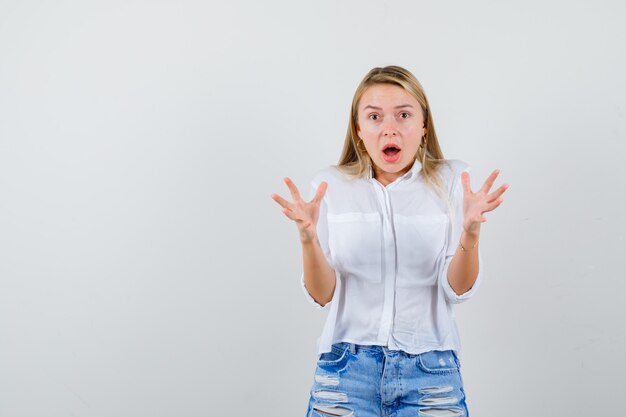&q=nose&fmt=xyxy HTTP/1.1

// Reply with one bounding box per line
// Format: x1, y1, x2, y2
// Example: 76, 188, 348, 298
383, 126, 397, 137
382, 119, 398, 136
